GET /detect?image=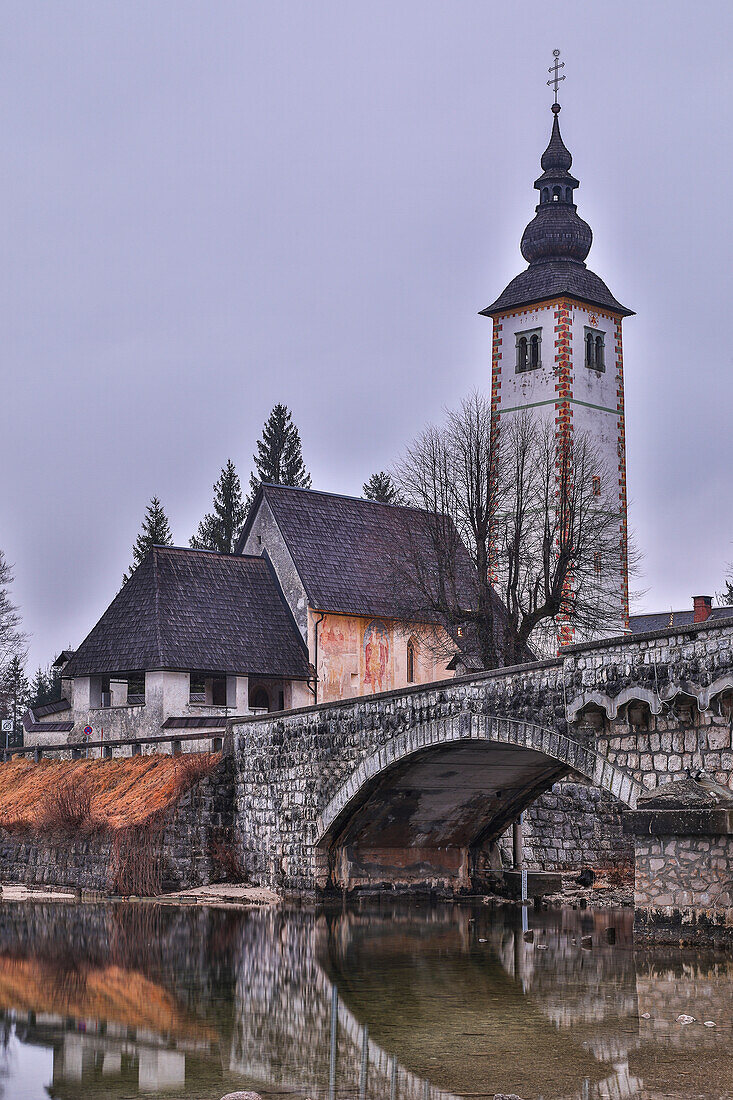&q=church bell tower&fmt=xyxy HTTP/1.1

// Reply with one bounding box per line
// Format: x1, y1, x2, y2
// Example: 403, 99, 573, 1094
481, 52, 633, 643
